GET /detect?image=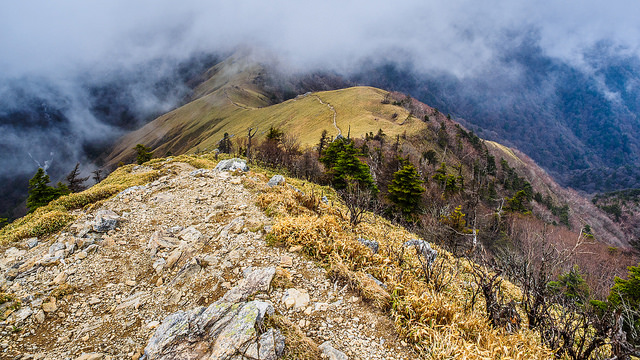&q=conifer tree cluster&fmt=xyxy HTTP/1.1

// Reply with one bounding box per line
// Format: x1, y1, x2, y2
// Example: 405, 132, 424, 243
26, 168, 69, 213
319, 137, 377, 193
